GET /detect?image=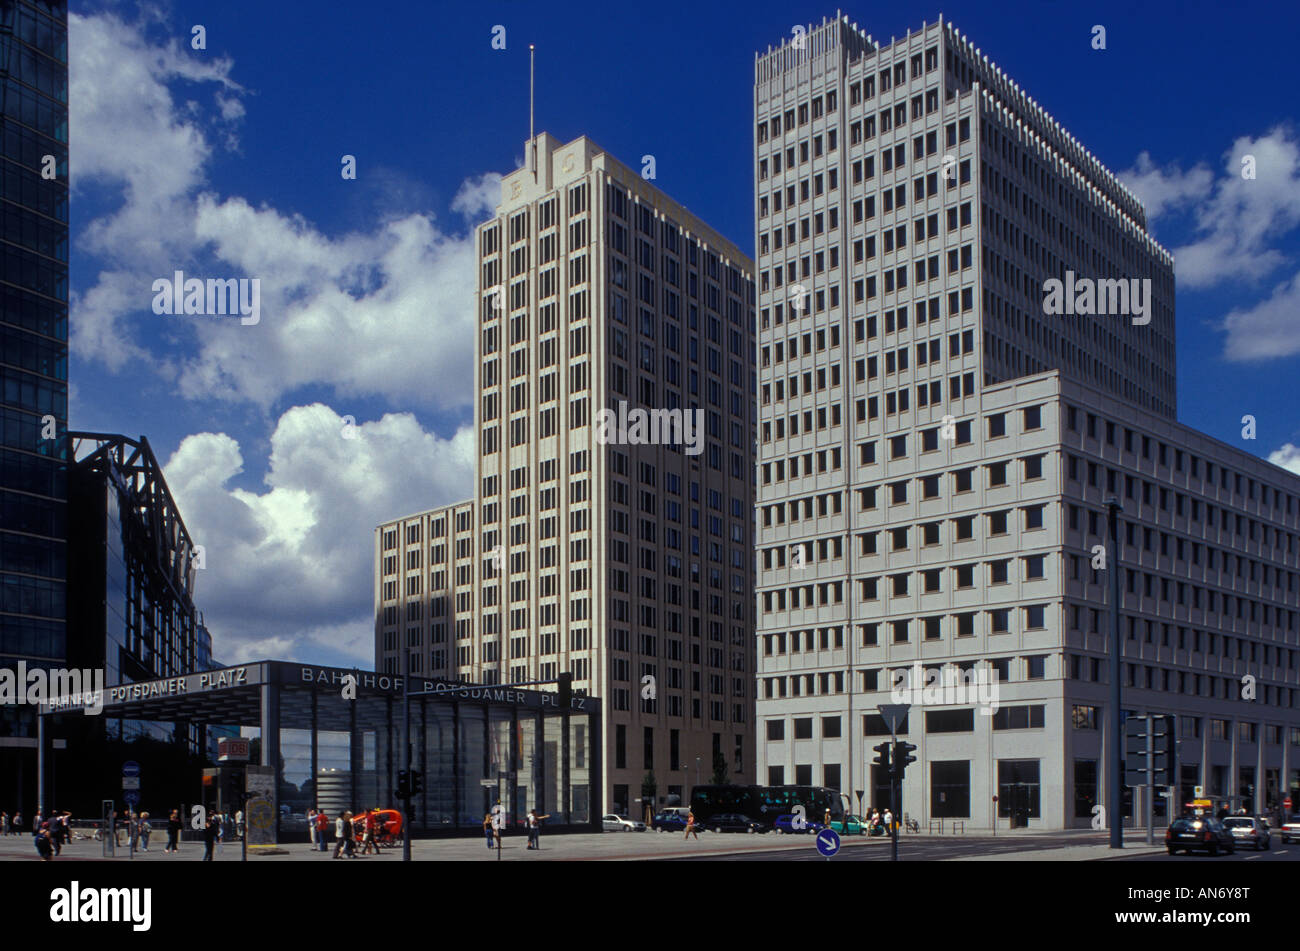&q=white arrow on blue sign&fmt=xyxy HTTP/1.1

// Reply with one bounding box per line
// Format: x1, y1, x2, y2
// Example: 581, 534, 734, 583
815, 828, 841, 857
